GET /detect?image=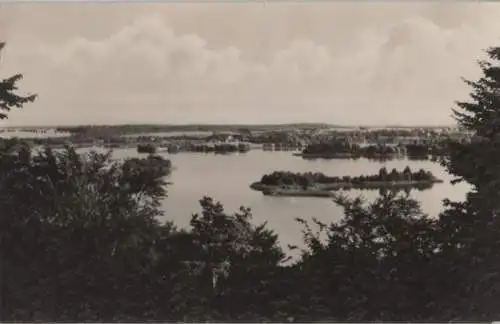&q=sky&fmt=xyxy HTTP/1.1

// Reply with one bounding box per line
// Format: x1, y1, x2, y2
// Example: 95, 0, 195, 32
0, 2, 500, 126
